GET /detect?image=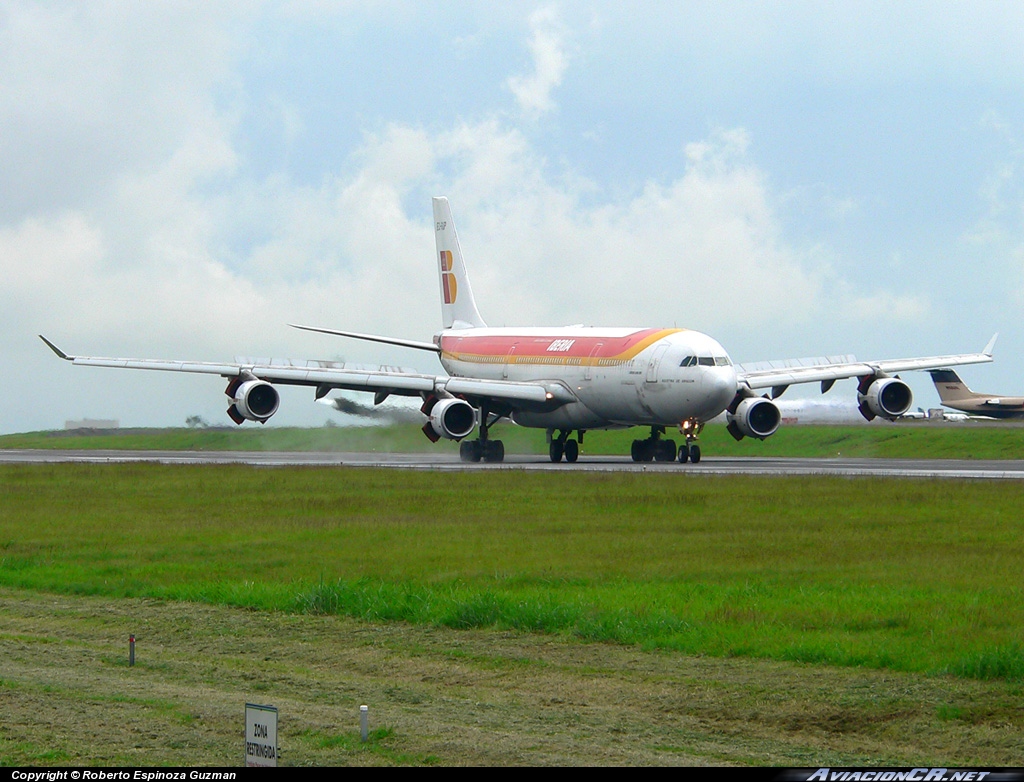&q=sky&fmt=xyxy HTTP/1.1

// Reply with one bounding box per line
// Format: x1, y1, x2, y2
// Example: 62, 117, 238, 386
4, 1, 1024, 433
